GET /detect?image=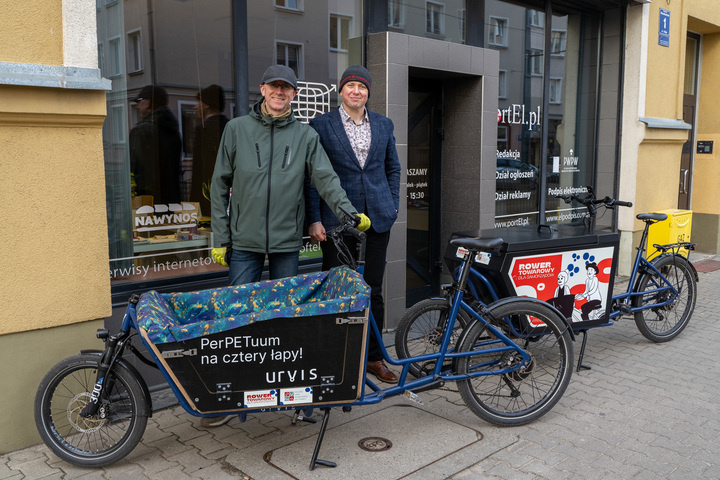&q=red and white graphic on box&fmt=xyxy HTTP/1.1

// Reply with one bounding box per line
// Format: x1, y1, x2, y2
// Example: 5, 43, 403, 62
243, 390, 278, 408
280, 387, 314, 406
507, 246, 615, 326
